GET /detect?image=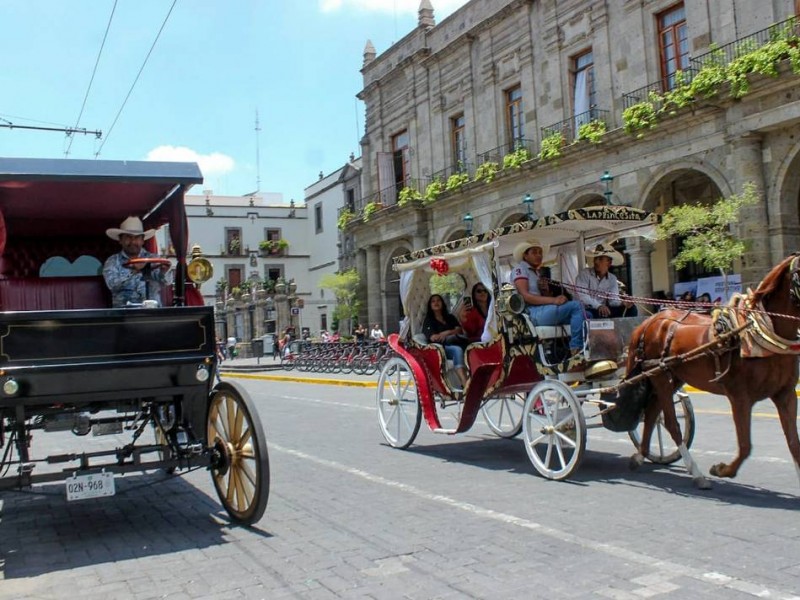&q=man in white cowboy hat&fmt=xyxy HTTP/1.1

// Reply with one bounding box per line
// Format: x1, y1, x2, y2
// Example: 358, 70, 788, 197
510, 239, 589, 371
575, 243, 637, 318
102, 216, 169, 308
